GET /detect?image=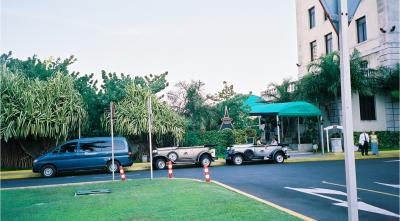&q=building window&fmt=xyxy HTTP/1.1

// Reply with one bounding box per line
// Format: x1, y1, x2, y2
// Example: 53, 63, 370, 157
309, 7, 315, 29
325, 33, 333, 54
356, 16, 367, 43
310, 40, 317, 61
359, 95, 376, 120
